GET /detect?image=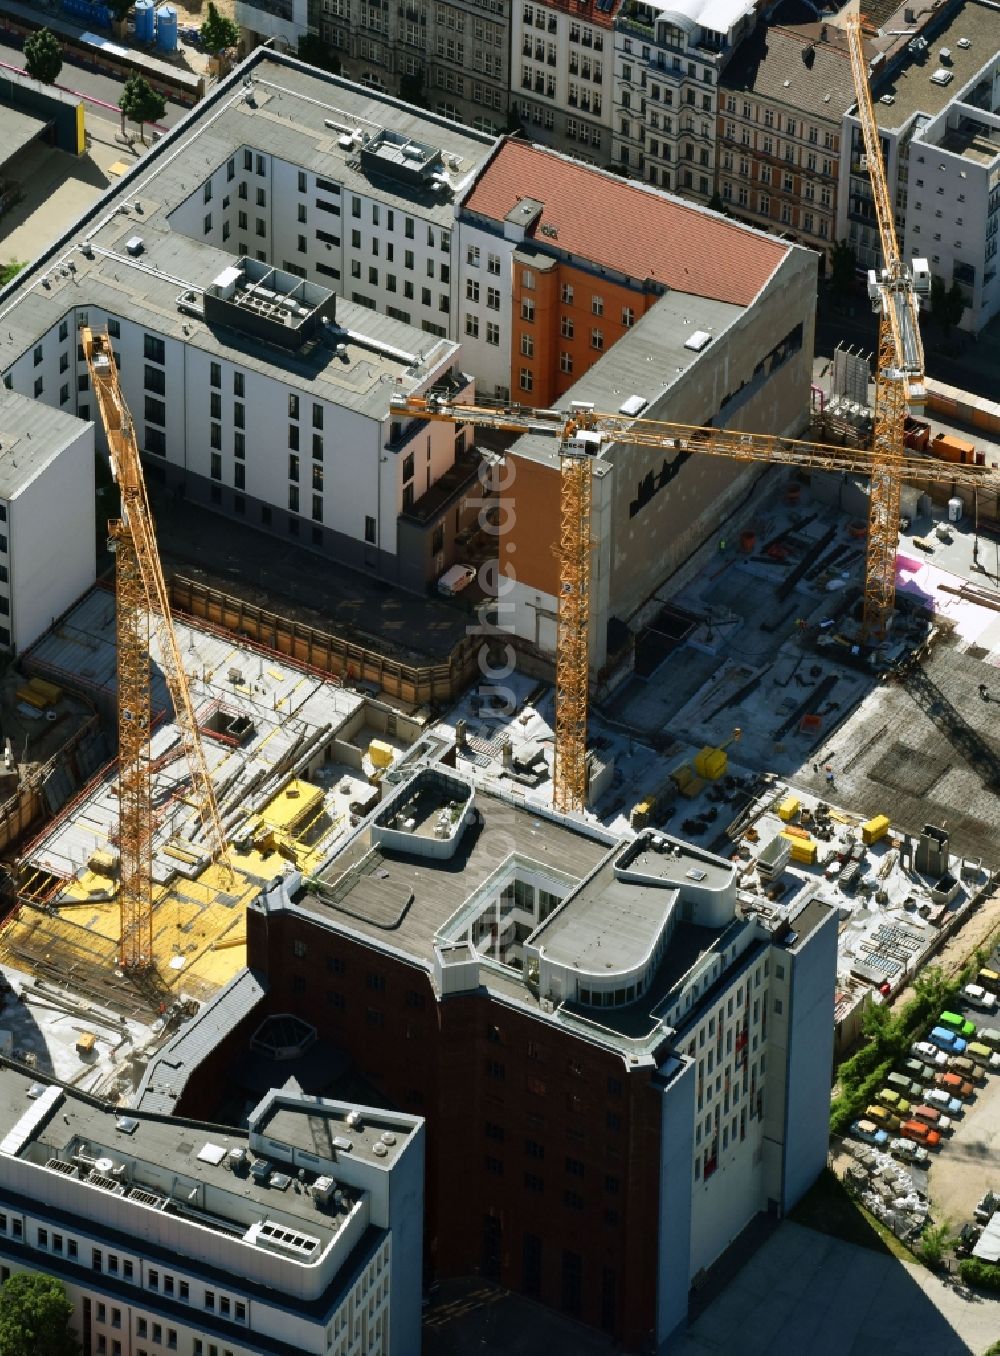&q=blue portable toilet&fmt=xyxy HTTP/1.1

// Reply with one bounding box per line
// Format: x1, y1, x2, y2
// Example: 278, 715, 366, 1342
135, 0, 154, 42
156, 4, 178, 52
